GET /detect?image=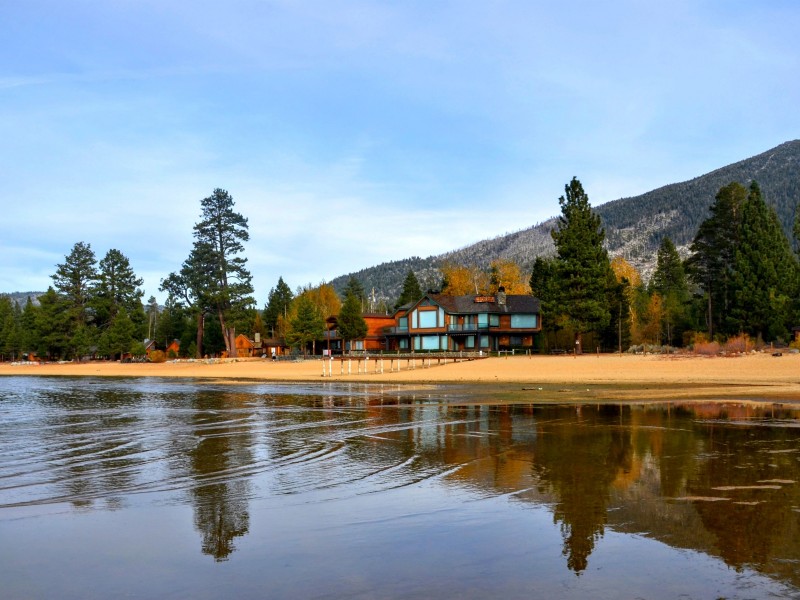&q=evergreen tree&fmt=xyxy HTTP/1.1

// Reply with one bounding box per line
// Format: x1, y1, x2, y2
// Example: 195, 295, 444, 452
35, 287, 71, 359
102, 307, 137, 359
19, 297, 38, 357
192, 188, 255, 357
0, 297, 18, 360
161, 239, 216, 358
93, 249, 144, 332
51, 241, 98, 330
342, 277, 367, 312
395, 270, 423, 309
687, 182, 747, 338
649, 237, 690, 346
263, 276, 294, 336
530, 256, 561, 348
286, 295, 325, 357
550, 177, 612, 353
730, 182, 798, 340
146, 295, 159, 340
337, 291, 368, 352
